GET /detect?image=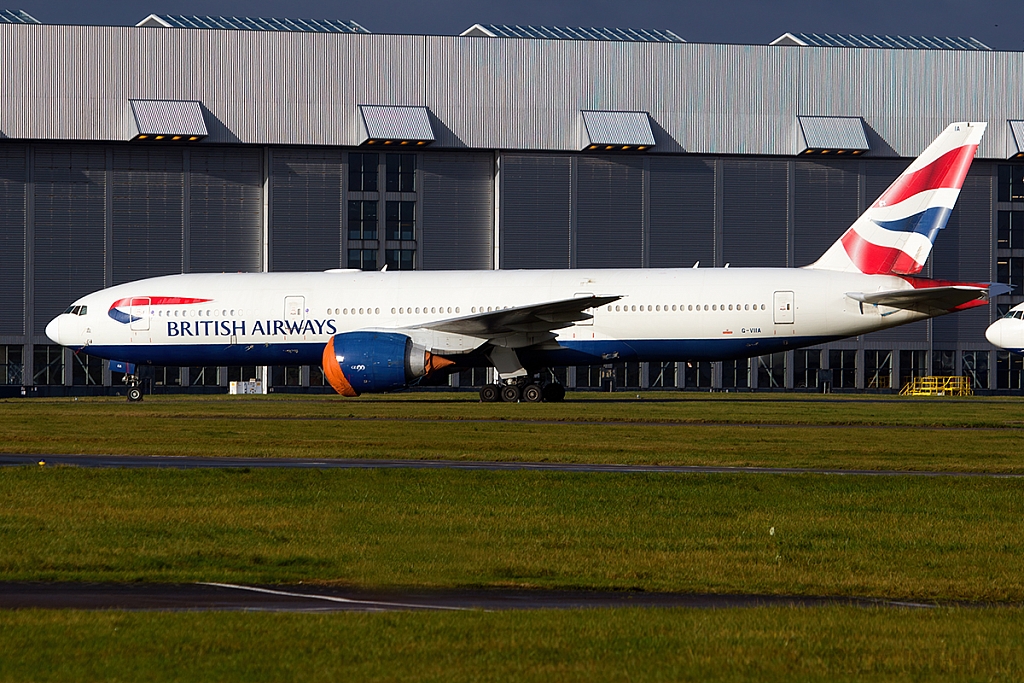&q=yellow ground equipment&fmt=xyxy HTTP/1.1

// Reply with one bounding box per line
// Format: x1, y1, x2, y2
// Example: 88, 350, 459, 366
899, 376, 973, 396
